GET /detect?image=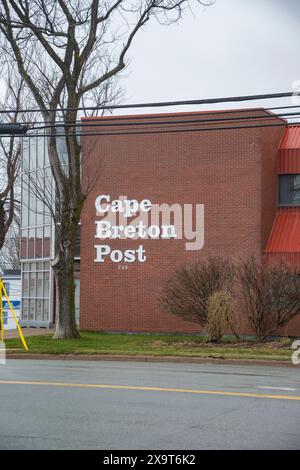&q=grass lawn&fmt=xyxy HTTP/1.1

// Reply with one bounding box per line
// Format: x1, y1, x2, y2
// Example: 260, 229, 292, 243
5, 331, 293, 361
